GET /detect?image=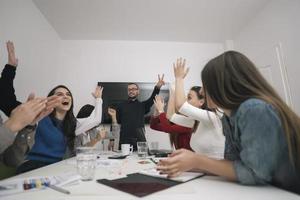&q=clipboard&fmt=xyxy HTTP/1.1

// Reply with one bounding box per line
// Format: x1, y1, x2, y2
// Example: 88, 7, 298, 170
97, 172, 204, 197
